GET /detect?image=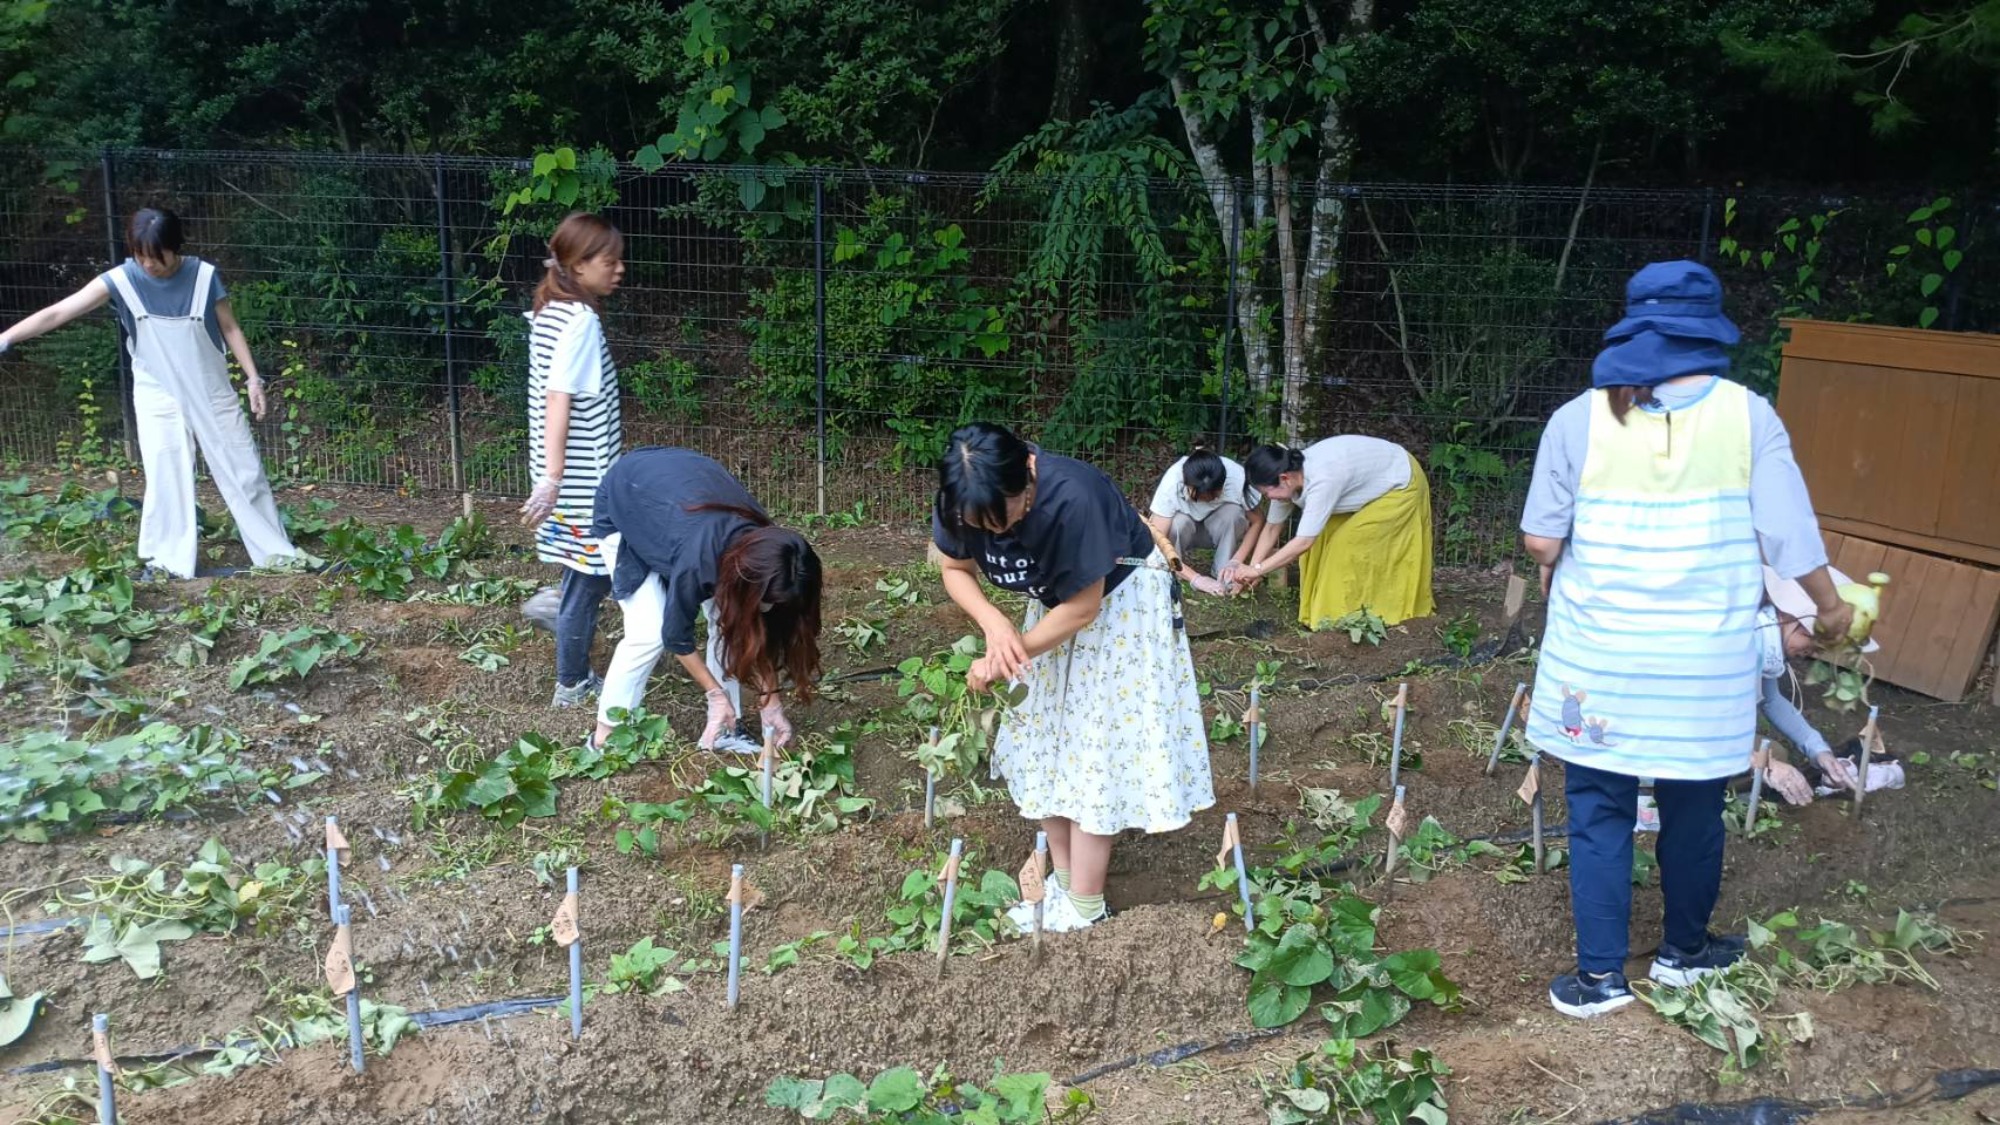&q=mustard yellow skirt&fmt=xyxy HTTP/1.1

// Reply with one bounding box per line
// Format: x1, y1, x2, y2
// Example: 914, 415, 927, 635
1299, 454, 1436, 628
